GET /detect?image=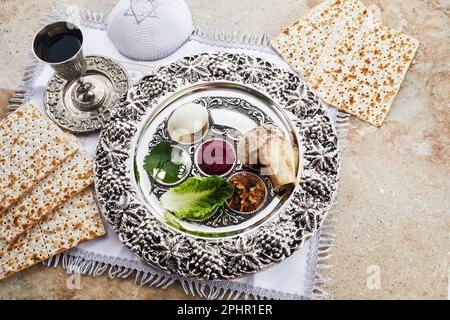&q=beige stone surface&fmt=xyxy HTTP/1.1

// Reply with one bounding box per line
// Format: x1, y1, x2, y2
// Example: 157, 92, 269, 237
0, 0, 448, 300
